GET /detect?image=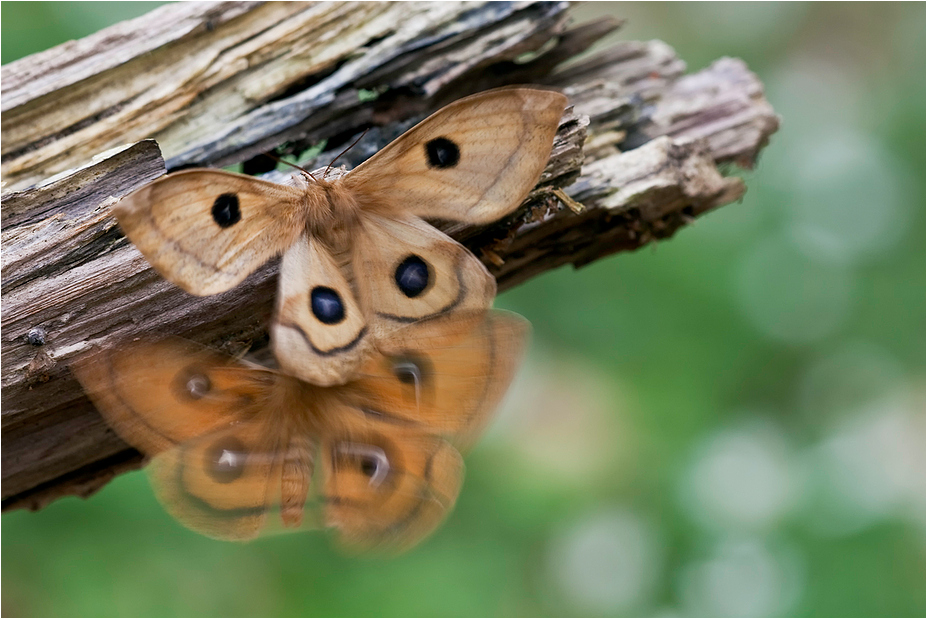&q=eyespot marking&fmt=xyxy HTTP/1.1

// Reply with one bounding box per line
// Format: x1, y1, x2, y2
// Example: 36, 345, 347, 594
360, 457, 379, 479
205, 437, 247, 483
391, 353, 433, 388
339, 443, 390, 487
310, 286, 346, 325
393, 360, 422, 386
175, 367, 211, 400
394, 255, 430, 298
186, 374, 211, 399
425, 137, 460, 169
212, 193, 241, 228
